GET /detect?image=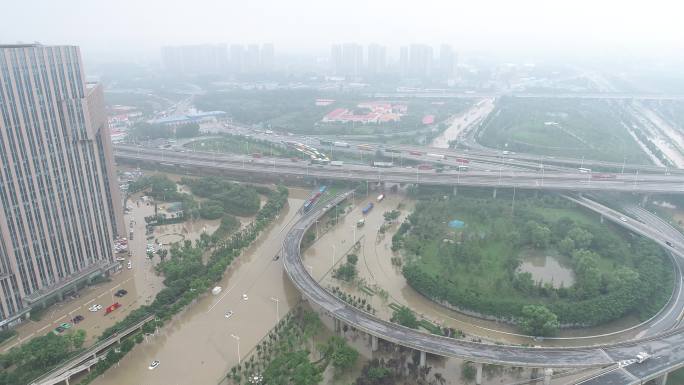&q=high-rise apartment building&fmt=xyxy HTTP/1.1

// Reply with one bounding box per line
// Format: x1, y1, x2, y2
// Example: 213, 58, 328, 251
438, 44, 457, 80
0, 44, 124, 326
330, 43, 363, 77
399, 46, 410, 77
408, 44, 433, 78
161, 44, 227, 75
245, 44, 260, 72
366, 44, 386, 75
261, 43, 275, 72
